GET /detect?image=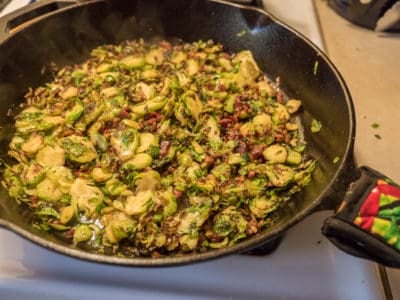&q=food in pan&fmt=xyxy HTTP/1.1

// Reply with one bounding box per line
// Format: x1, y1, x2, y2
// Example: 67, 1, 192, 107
1, 39, 315, 257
